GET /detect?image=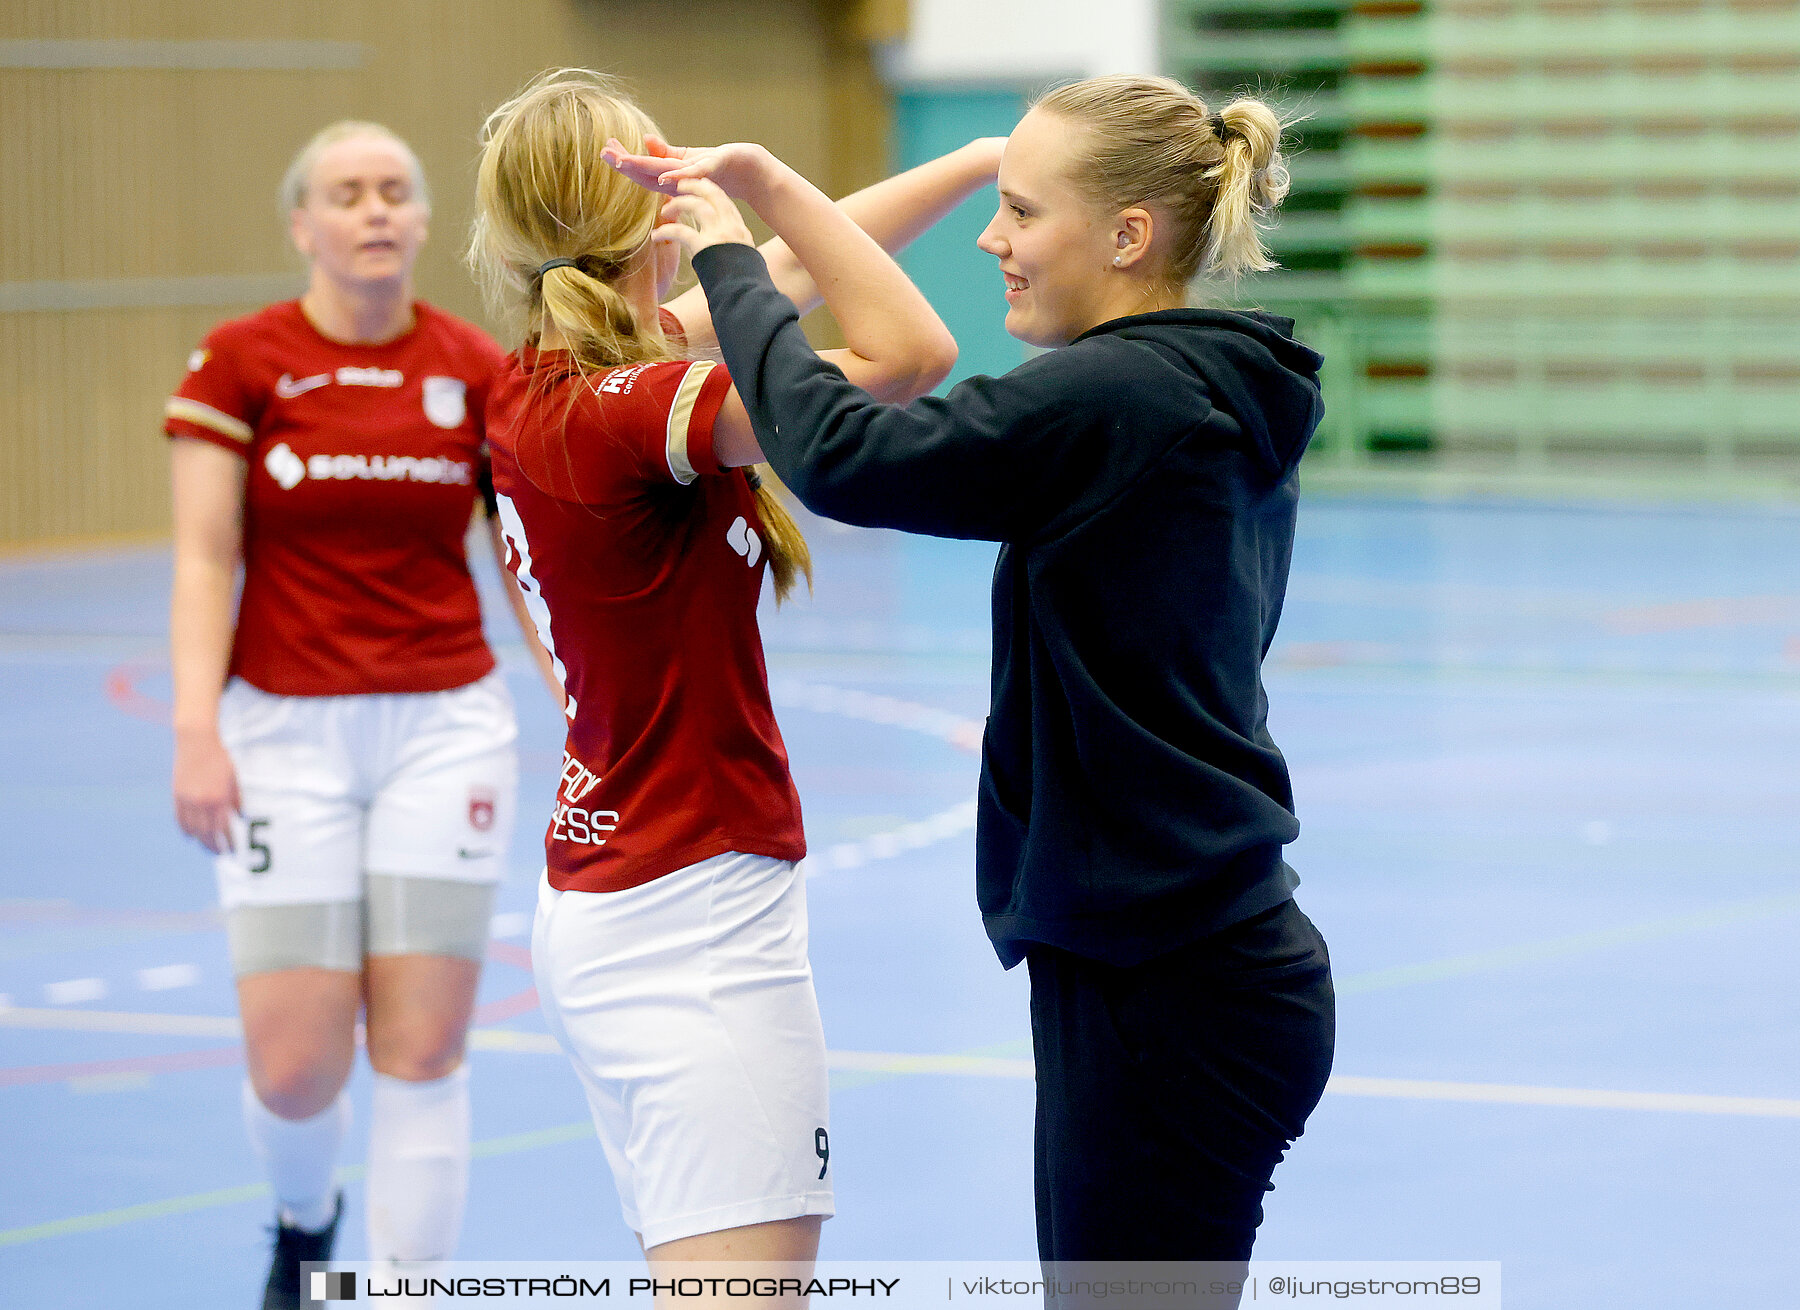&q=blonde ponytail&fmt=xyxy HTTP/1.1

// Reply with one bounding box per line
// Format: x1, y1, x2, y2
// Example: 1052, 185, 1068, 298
1205, 98, 1289, 281
536, 256, 676, 373
749, 468, 814, 605
1034, 75, 1294, 288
